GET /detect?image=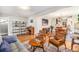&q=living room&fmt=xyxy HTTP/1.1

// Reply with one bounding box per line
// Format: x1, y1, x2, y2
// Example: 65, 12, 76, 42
0, 6, 79, 52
